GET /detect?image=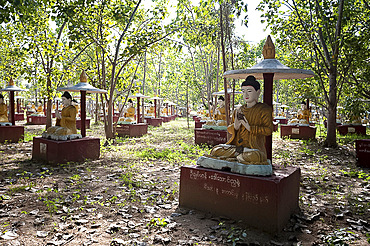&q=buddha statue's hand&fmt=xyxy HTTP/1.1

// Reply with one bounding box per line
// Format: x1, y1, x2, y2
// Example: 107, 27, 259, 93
55, 111, 61, 119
